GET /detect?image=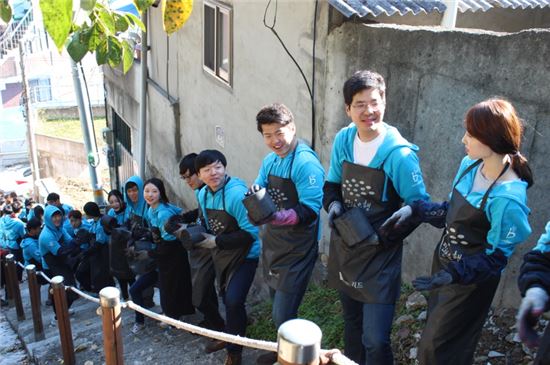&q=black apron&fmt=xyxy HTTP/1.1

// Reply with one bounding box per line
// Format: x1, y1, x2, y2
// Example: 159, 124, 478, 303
89, 243, 115, 292
327, 160, 402, 304
203, 178, 252, 294
155, 239, 194, 318
108, 228, 135, 281
263, 146, 319, 292
187, 209, 217, 308
418, 160, 508, 365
